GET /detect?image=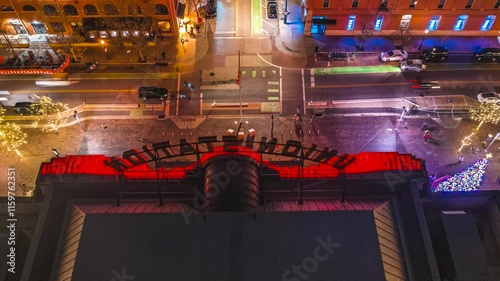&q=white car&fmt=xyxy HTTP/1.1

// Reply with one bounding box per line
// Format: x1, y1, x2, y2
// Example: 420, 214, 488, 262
400, 59, 426, 72
380, 50, 408, 62
477, 92, 500, 103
